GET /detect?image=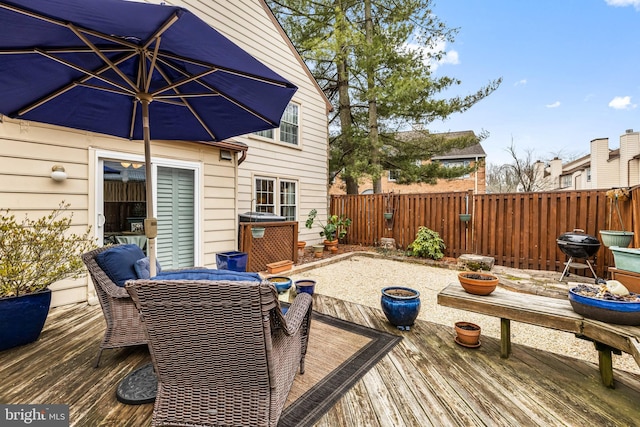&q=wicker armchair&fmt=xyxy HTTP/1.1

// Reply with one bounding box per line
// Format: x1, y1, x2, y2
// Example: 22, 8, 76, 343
82, 246, 148, 367
126, 279, 313, 427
